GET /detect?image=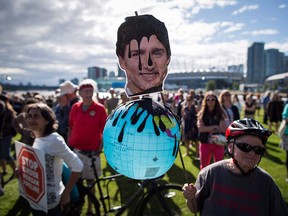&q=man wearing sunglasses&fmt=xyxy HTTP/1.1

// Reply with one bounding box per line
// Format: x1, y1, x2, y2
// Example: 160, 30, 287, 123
183, 118, 288, 215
